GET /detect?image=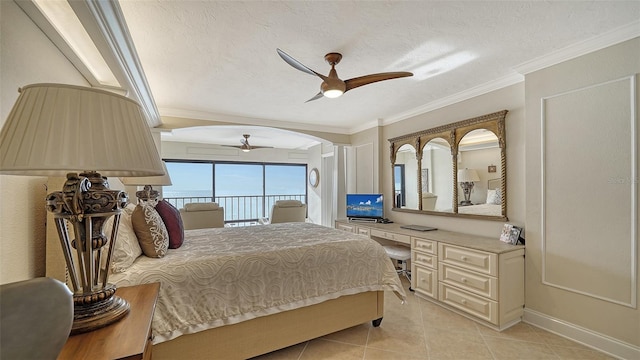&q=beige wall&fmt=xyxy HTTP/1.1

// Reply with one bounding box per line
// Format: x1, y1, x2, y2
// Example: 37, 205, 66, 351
524, 38, 639, 349
347, 126, 380, 194
0, 1, 88, 284
376, 83, 526, 238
